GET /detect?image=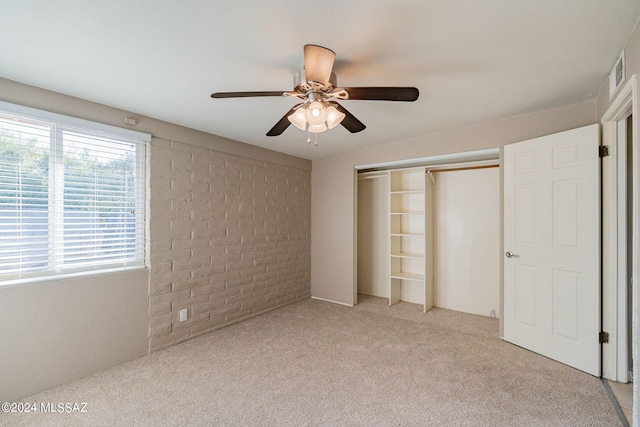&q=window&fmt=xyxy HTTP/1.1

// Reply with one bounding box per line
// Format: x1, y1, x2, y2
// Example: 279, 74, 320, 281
0, 102, 150, 284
